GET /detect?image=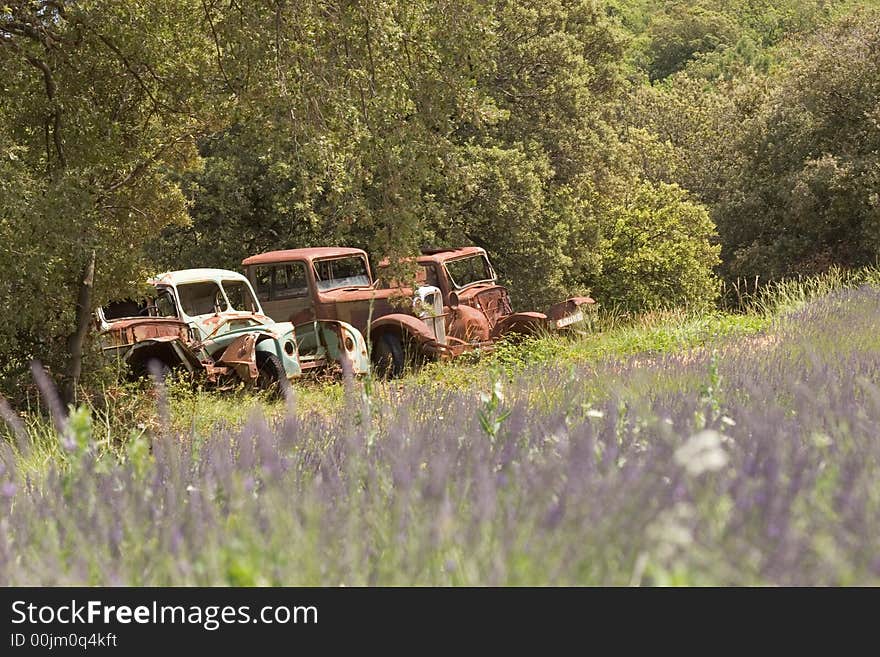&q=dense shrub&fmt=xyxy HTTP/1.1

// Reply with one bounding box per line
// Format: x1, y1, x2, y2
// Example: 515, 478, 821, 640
594, 182, 721, 312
